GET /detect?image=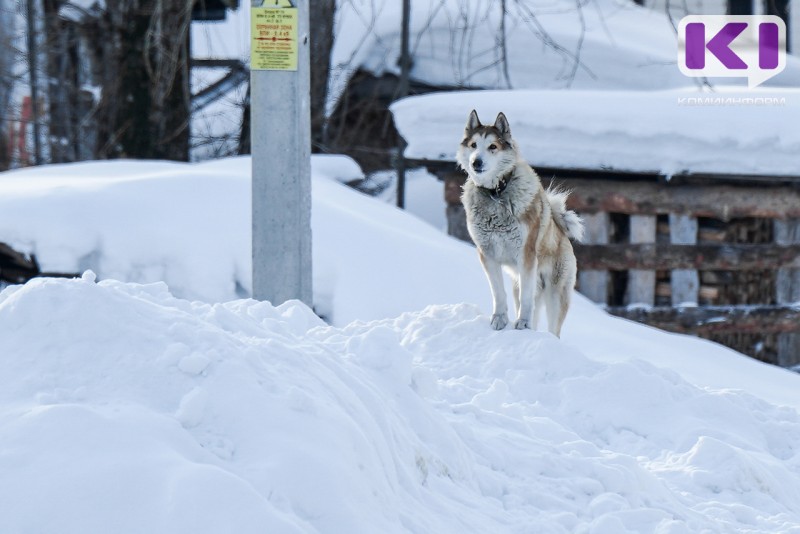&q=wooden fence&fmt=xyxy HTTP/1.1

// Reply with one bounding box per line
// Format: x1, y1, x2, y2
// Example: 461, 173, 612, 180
568, 178, 800, 367
420, 160, 800, 367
